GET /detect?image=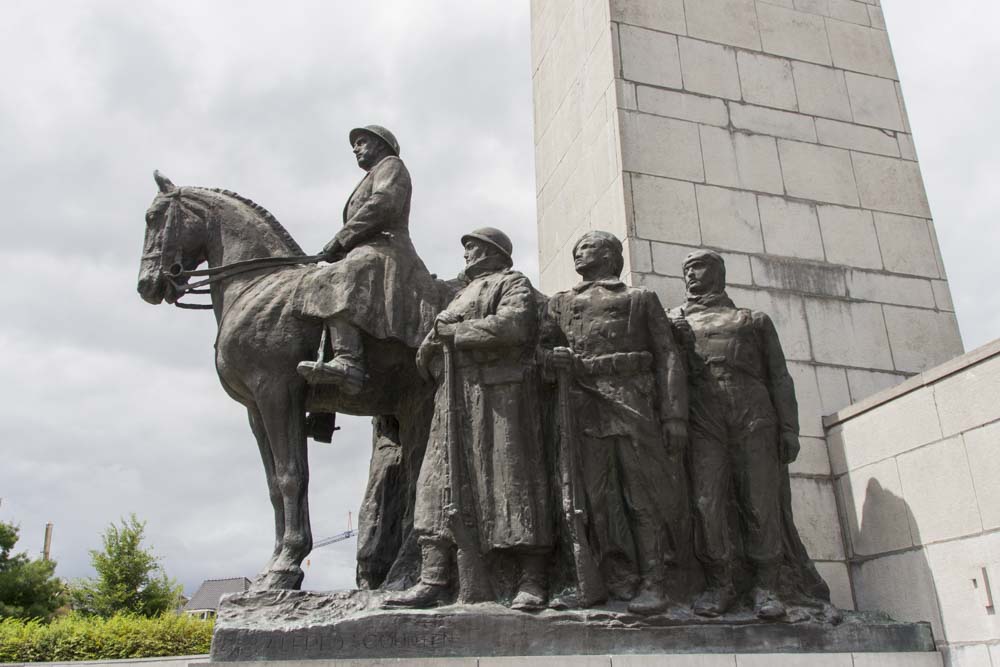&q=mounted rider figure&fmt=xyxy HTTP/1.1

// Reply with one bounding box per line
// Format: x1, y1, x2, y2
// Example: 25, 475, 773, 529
297, 125, 441, 394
